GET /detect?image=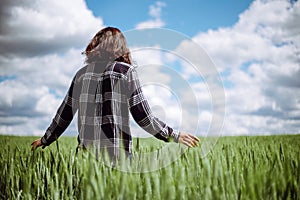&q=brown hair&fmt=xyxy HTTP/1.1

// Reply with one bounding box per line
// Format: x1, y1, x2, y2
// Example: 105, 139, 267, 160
84, 27, 132, 64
